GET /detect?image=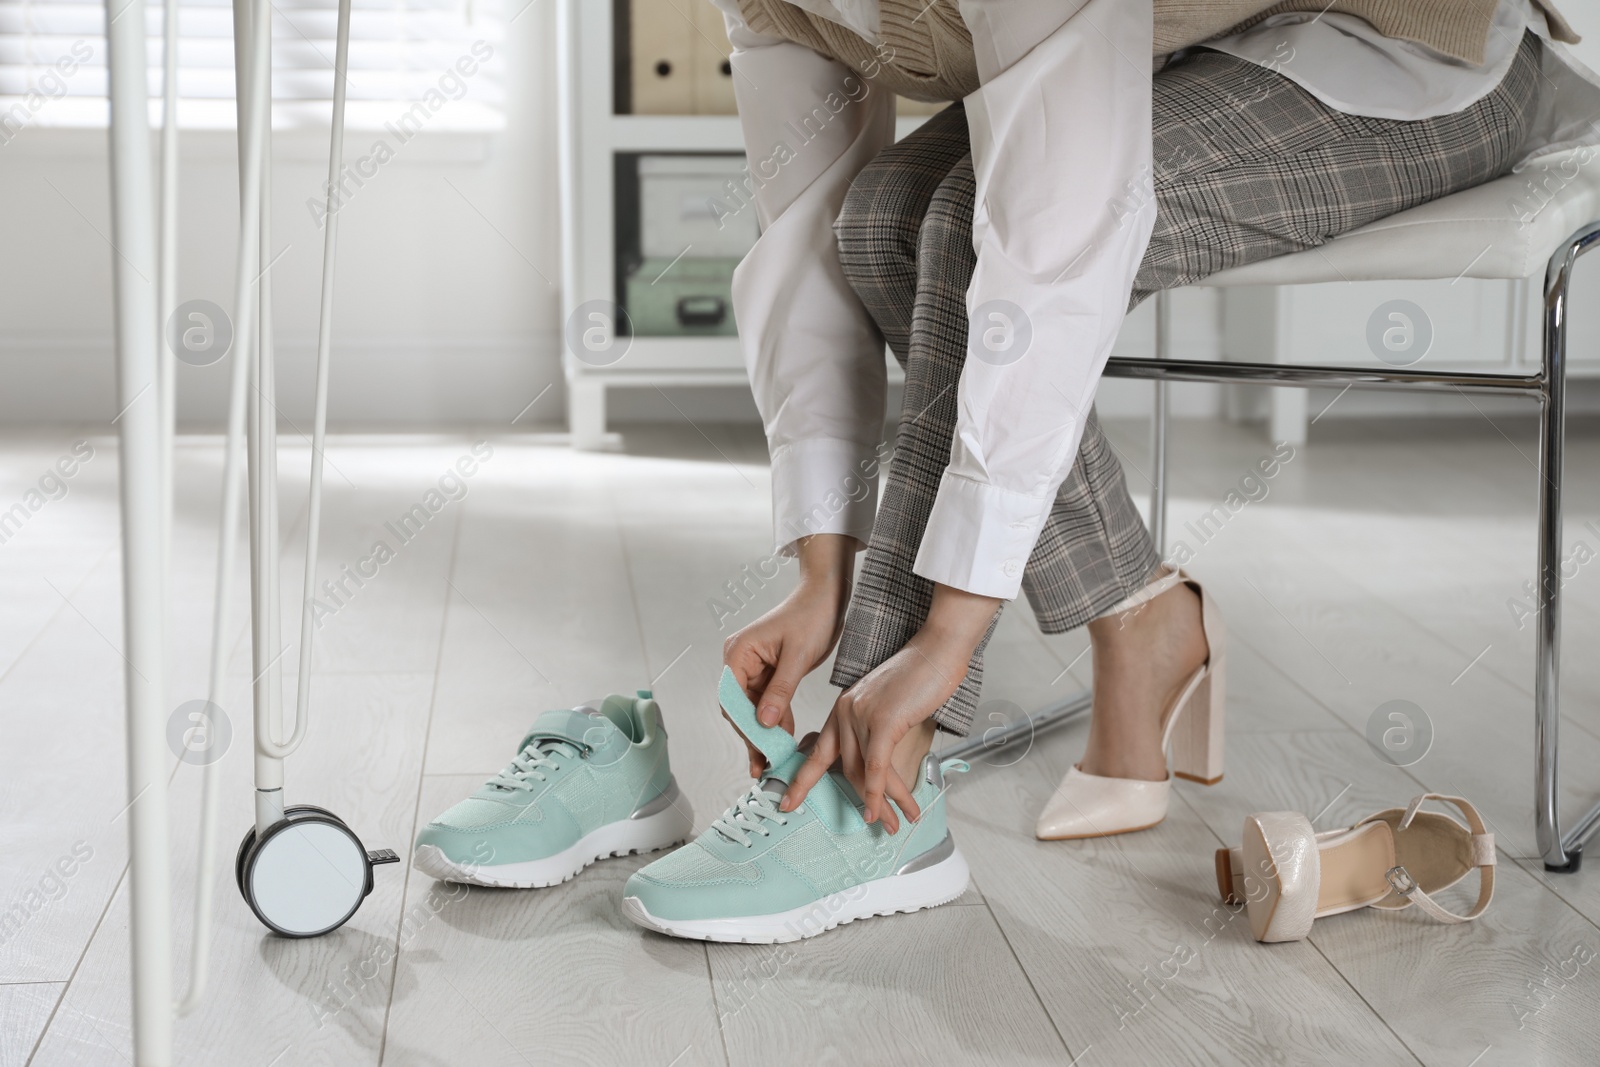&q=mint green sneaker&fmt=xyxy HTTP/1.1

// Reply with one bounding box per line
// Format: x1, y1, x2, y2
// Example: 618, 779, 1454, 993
413, 691, 693, 888
621, 668, 969, 943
